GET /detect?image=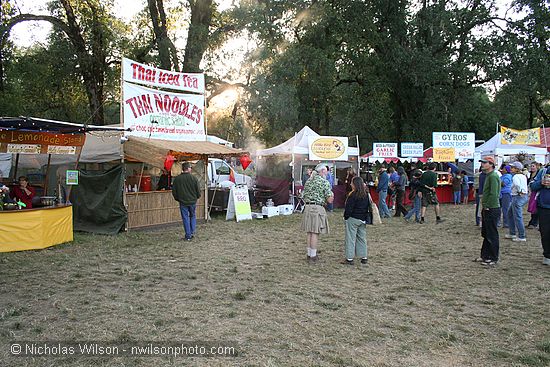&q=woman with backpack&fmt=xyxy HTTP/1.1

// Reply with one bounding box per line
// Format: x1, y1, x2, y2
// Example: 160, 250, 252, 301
342, 176, 370, 266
